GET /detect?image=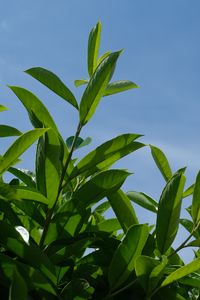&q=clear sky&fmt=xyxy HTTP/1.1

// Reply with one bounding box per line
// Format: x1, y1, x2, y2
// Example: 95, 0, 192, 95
1, 1, 200, 261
